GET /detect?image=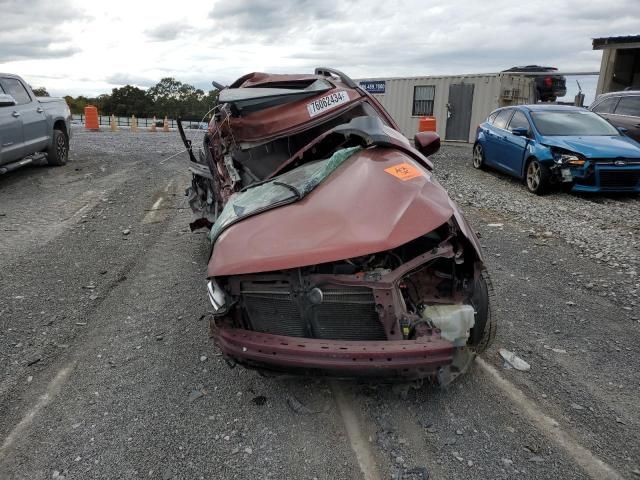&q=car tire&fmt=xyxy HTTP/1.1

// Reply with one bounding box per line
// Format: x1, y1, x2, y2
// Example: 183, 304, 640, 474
467, 269, 496, 354
525, 158, 550, 195
472, 143, 485, 169
46, 129, 69, 166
